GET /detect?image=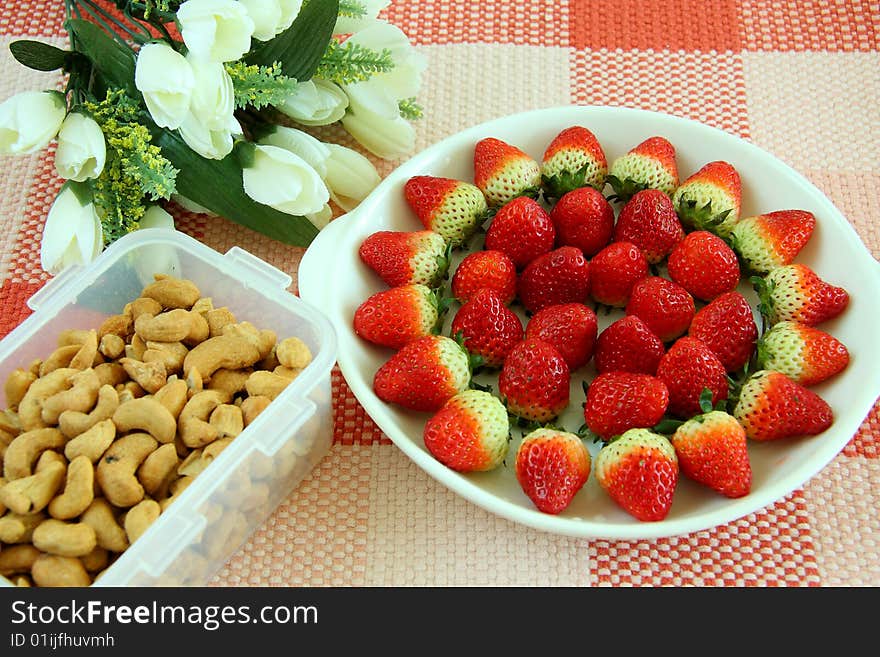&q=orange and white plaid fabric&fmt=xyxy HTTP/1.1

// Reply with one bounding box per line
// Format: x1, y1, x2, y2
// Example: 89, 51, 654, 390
0, 1, 877, 587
